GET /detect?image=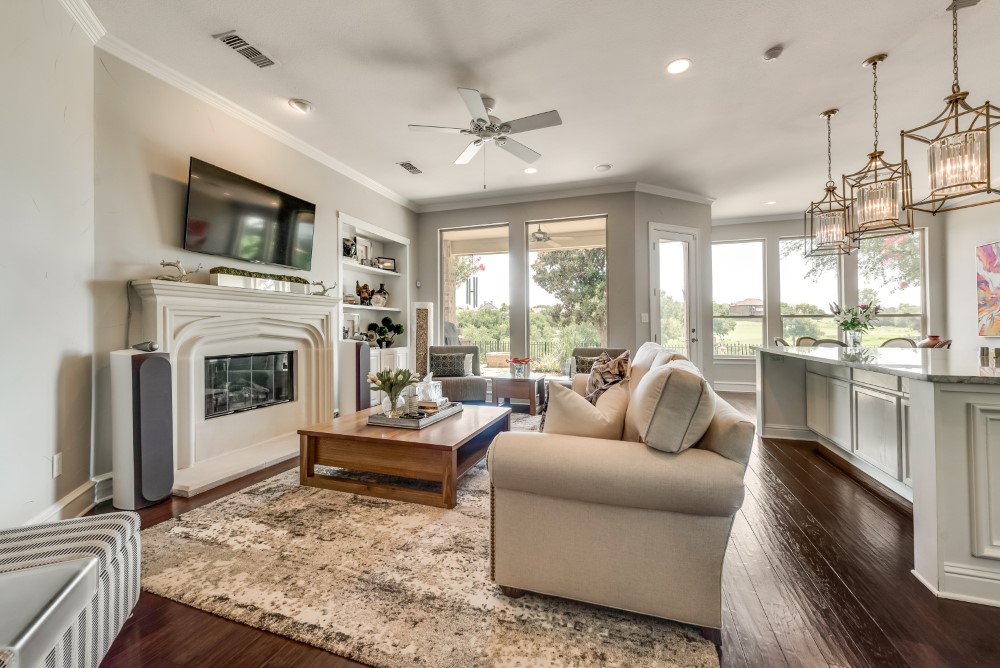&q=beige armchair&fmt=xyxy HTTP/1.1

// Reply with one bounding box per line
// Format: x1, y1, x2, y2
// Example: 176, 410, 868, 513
427, 345, 488, 402
488, 344, 753, 644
